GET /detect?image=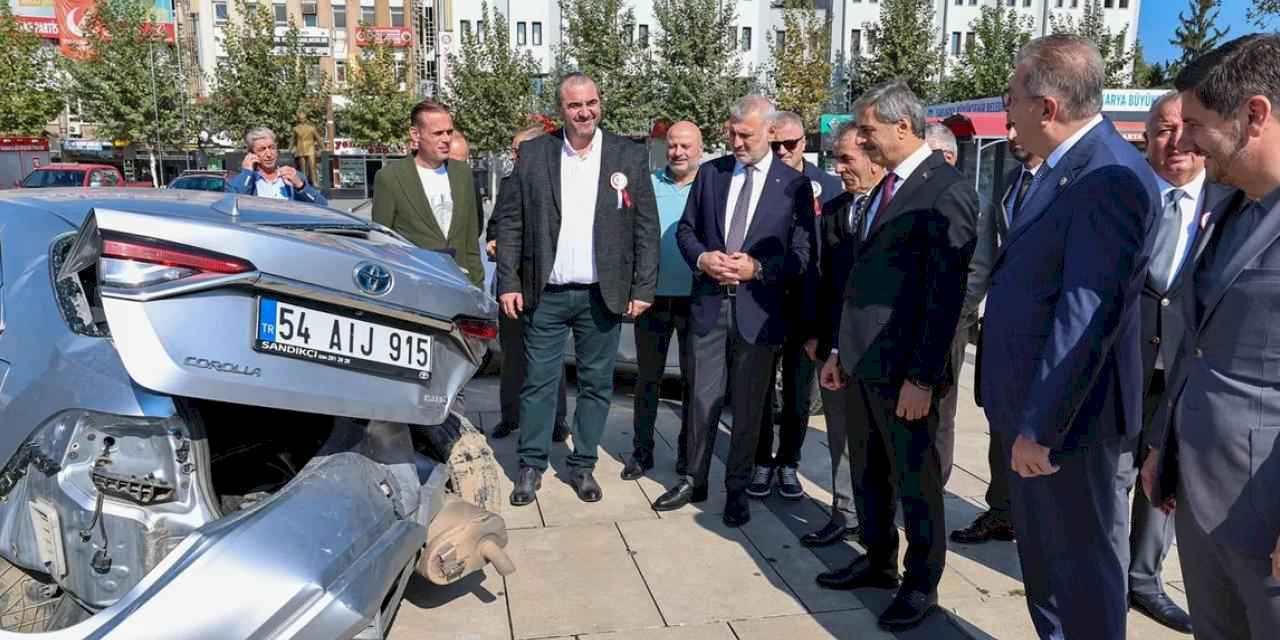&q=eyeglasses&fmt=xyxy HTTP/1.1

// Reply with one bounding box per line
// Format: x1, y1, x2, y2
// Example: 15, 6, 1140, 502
771, 138, 803, 152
